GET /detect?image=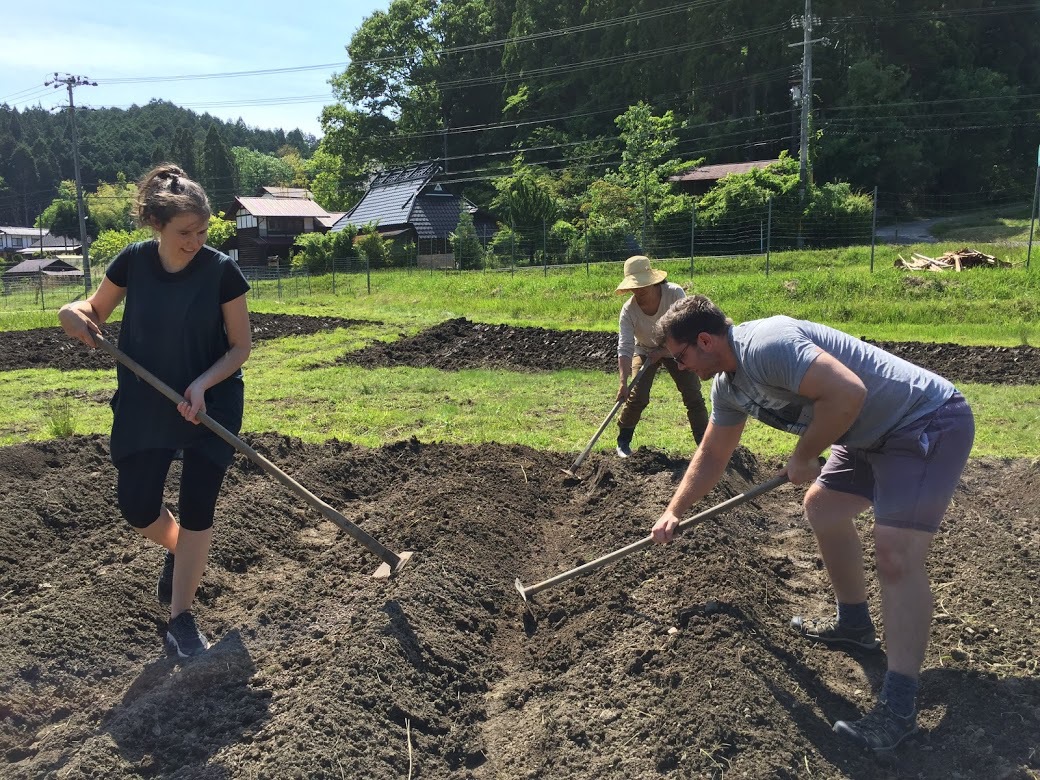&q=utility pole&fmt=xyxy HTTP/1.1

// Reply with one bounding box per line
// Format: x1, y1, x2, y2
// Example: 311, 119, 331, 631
789, 0, 825, 247
797, 0, 813, 201
46, 73, 96, 295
